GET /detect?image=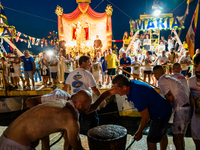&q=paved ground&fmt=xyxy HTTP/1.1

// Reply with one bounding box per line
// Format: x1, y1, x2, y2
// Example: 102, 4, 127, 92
0, 100, 196, 149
